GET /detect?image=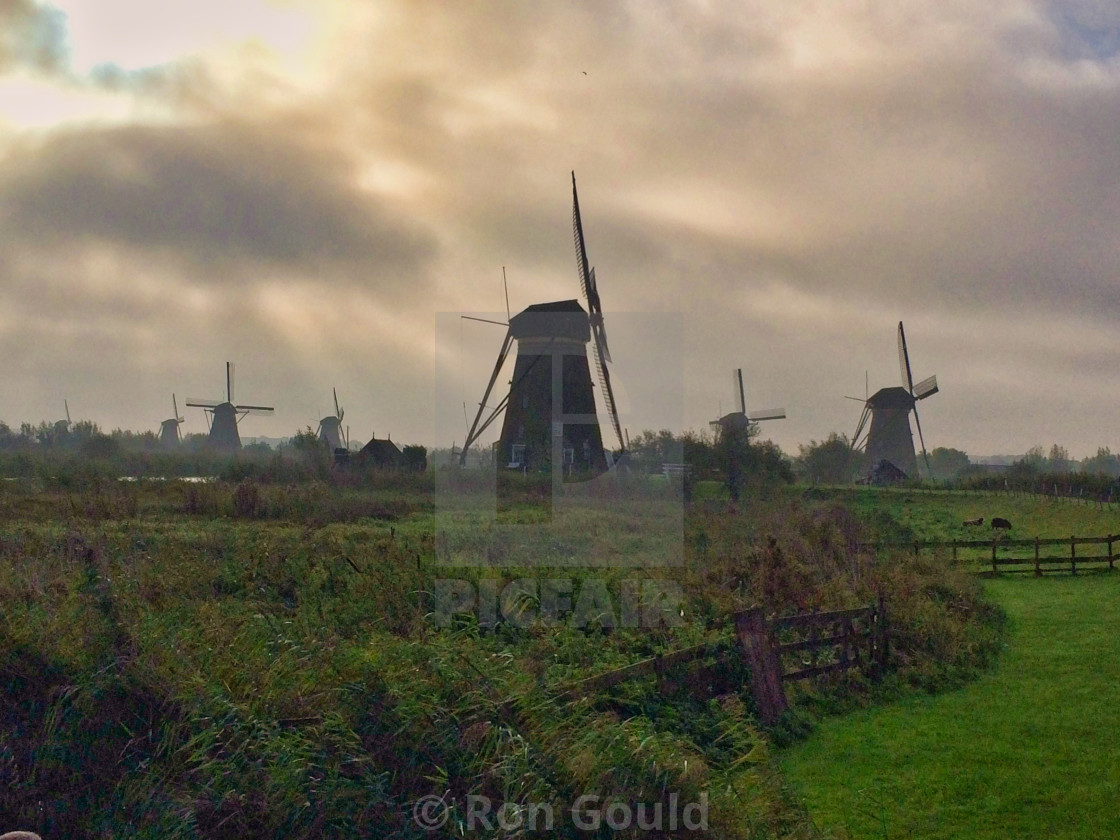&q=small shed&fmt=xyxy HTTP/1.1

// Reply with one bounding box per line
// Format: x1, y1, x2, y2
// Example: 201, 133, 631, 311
357, 436, 404, 469
868, 459, 908, 486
